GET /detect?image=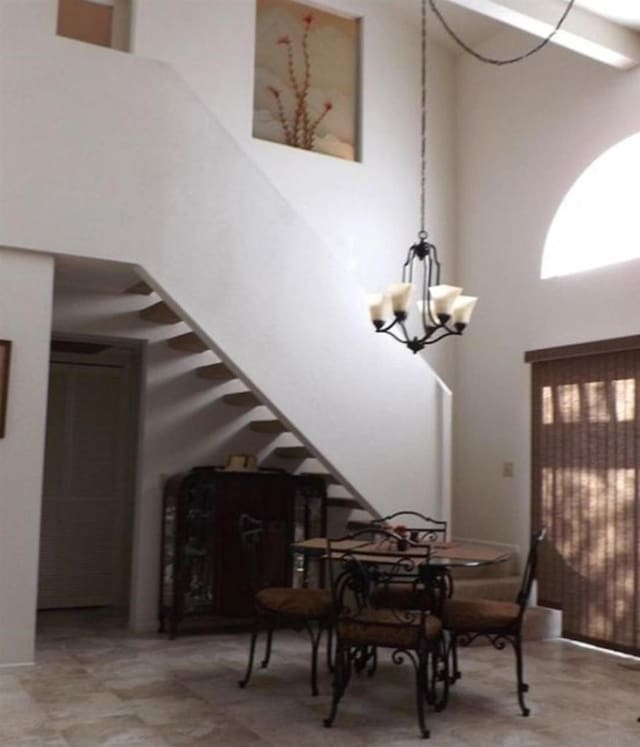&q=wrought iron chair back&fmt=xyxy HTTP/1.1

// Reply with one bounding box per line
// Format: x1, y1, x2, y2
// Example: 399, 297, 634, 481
238, 513, 289, 594
372, 510, 448, 543
238, 513, 264, 596
515, 527, 547, 613
326, 527, 438, 628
